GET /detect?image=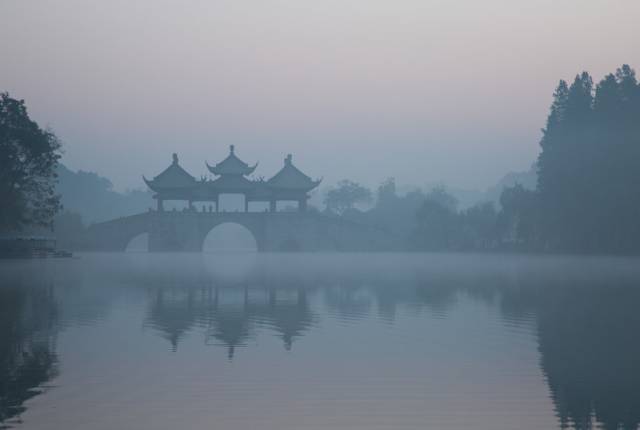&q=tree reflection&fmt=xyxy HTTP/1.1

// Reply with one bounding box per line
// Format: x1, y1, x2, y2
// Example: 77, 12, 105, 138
491, 261, 640, 430
535, 282, 640, 430
5, 255, 640, 430
0, 282, 58, 427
